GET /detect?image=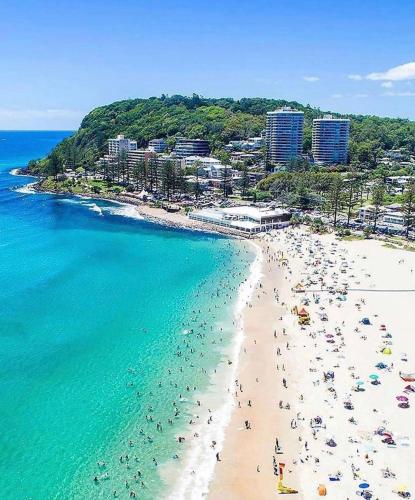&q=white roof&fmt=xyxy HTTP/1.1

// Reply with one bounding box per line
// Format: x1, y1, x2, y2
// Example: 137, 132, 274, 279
185, 156, 220, 163
222, 206, 286, 221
